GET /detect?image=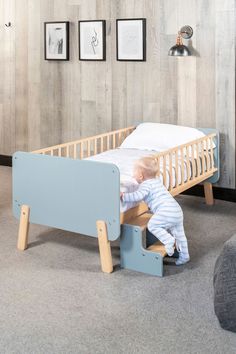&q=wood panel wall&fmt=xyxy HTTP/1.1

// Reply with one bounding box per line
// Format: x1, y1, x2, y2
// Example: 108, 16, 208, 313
0, 0, 235, 188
